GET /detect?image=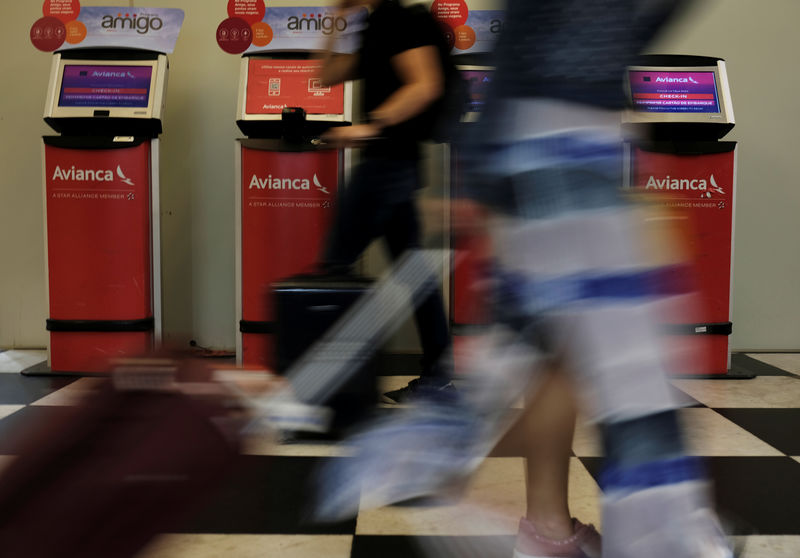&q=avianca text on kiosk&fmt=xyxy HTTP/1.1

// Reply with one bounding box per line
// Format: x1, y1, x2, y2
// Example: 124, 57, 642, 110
234, 55, 352, 368
623, 55, 737, 376
41, 49, 169, 373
